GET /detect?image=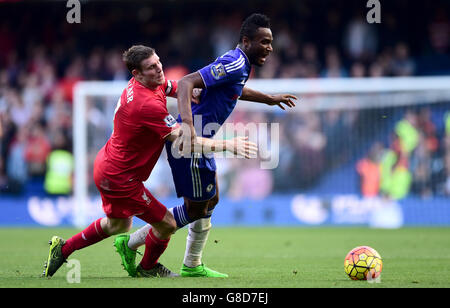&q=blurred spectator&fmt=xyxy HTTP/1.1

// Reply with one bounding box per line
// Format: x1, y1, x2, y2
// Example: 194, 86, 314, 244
321, 47, 348, 78
105, 49, 129, 81
24, 122, 51, 177
379, 136, 412, 200
395, 109, 419, 155
391, 43, 416, 76
45, 87, 72, 136
272, 118, 295, 192
8, 89, 32, 128
356, 142, 383, 197
350, 62, 366, 77
6, 126, 28, 193
418, 10, 450, 75
428, 10, 449, 55
58, 57, 84, 103
410, 132, 433, 198
299, 43, 320, 78
22, 74, 43, 111
44, 131, 74, 195
368, 61, 384, 77
85, 48, 107, 80
417, 107, 439, 154
289, 112, 326, 189
343, 13, 378, 61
